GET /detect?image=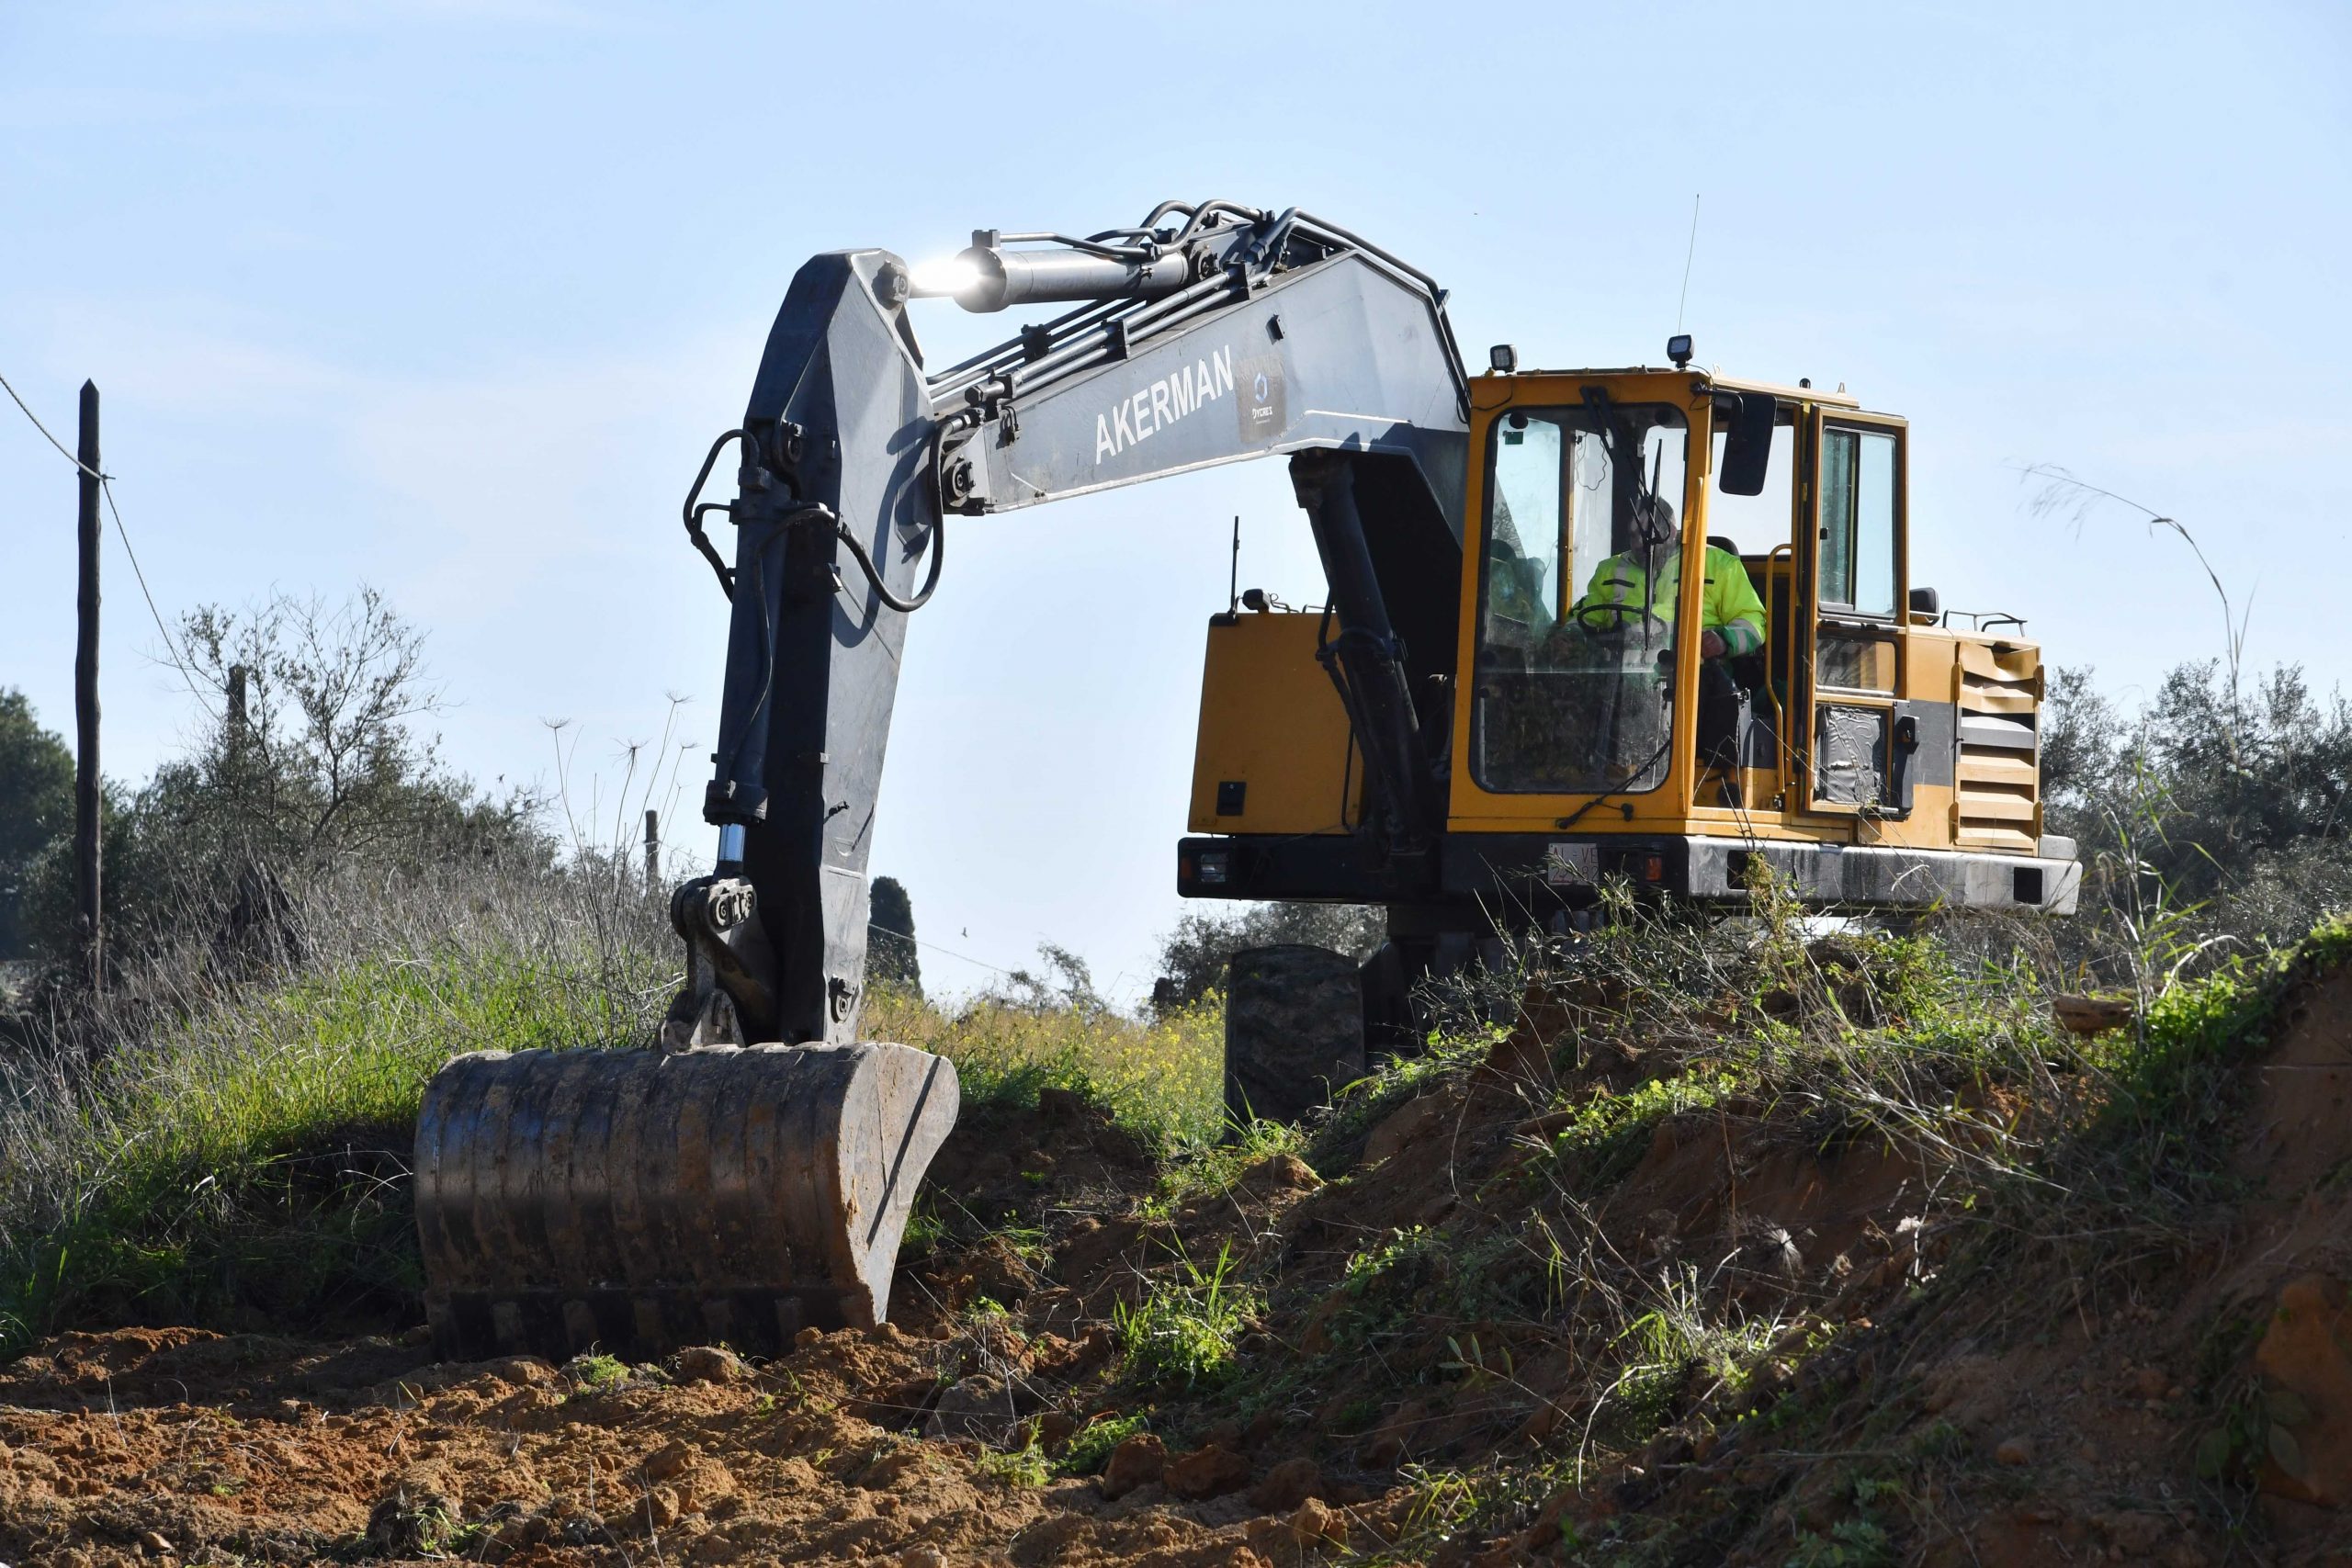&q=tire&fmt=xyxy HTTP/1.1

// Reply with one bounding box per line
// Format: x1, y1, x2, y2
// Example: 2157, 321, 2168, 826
1359, 939, 1419, 1066
1223, 944, 1365, 1125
